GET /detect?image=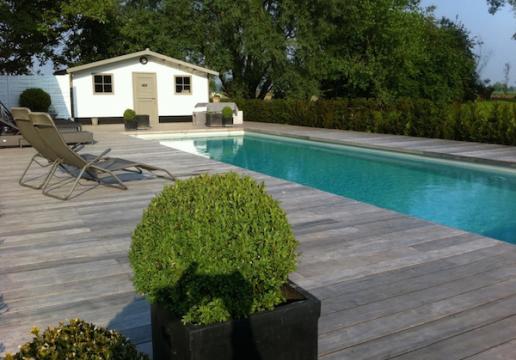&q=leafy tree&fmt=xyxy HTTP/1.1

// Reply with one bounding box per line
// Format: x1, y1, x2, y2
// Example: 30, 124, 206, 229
0, 0, 118, 74
504, 62, 512, 93
0, 0, 60, 74
54, 0, 120, 66
107, 0, 320, 99
316, 0, 478, 102
1, 0, 485, 103
487, 0, 516, 38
